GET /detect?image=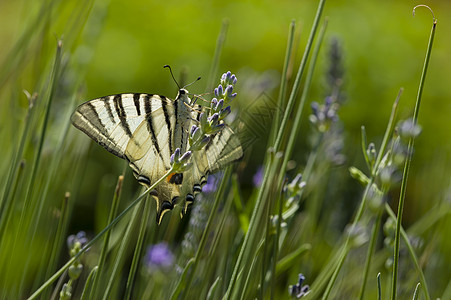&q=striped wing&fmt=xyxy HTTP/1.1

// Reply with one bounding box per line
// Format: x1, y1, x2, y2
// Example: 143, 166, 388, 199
71, 93, 174, 160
